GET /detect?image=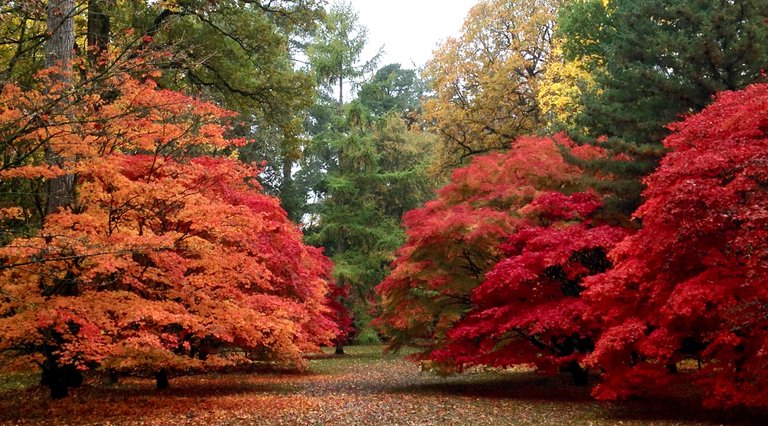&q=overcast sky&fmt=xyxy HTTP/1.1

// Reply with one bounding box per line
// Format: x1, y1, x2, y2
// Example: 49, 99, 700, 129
347, 0, 479, 70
